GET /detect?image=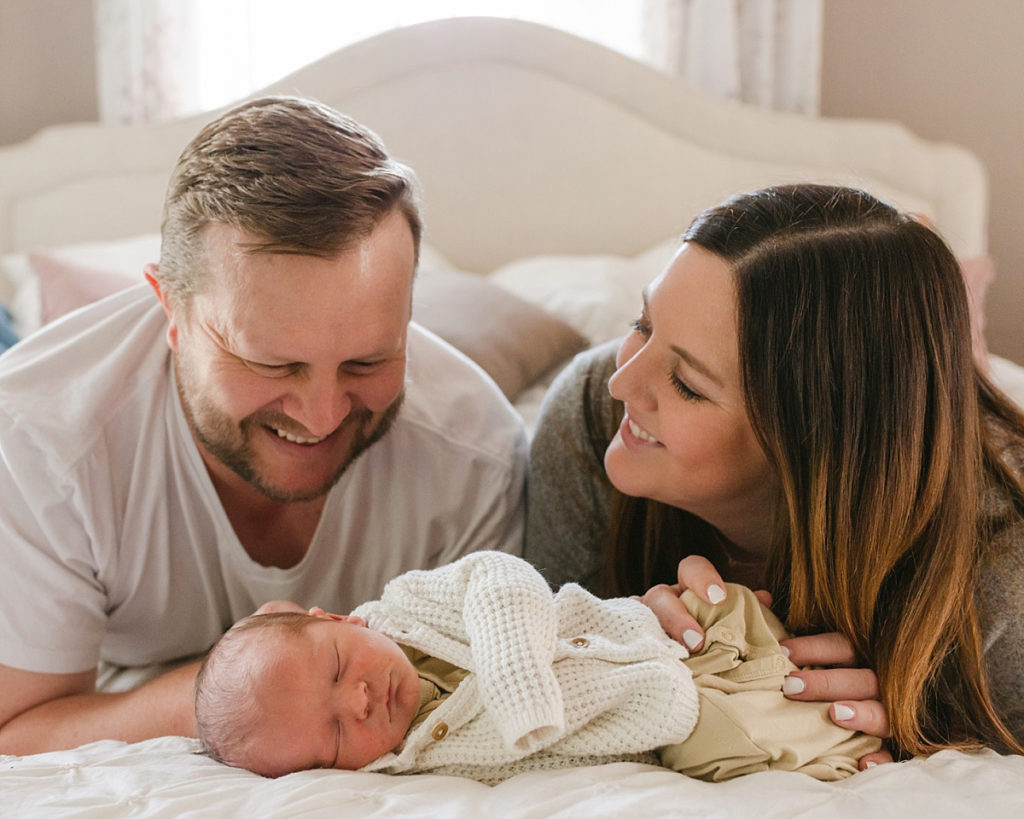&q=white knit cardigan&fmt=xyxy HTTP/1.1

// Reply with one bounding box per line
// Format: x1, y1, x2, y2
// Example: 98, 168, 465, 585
354, 551, 699, 784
